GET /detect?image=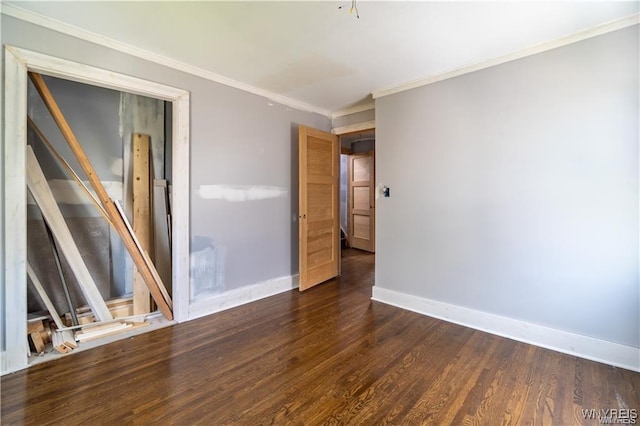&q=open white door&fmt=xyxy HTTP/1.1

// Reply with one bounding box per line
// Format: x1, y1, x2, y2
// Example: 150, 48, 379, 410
298, 125, 340, 291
